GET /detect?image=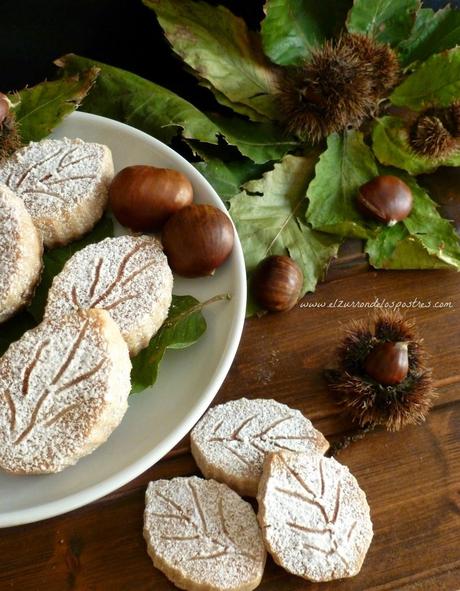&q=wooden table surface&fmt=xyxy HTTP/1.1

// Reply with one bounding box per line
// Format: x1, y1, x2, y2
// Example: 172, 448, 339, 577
1, 246, 459, 591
